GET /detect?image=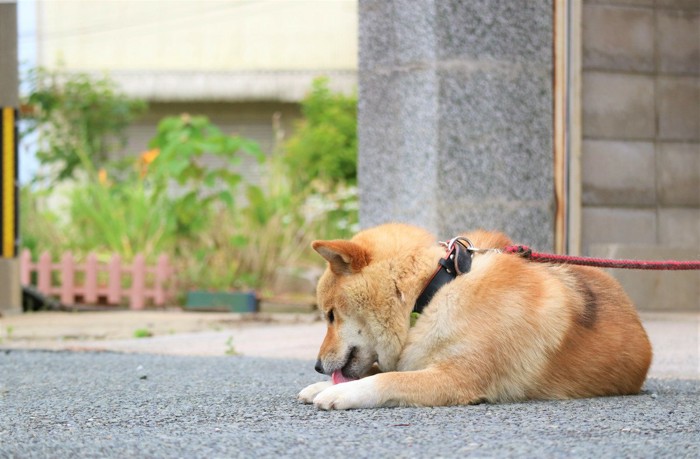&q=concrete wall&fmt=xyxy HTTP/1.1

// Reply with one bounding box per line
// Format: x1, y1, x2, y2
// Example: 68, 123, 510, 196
37, 0, 357, 72
581, 0, 700, 252
358, 0, 554, 249
581, 0, 699, 310
35, 0, 358, 102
